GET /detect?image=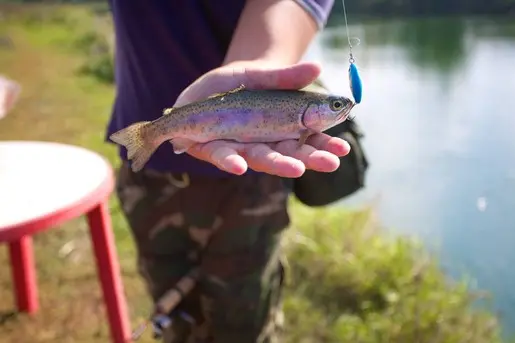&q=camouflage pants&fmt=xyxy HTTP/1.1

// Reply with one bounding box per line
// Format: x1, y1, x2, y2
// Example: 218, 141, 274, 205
115, 162, 290, 343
